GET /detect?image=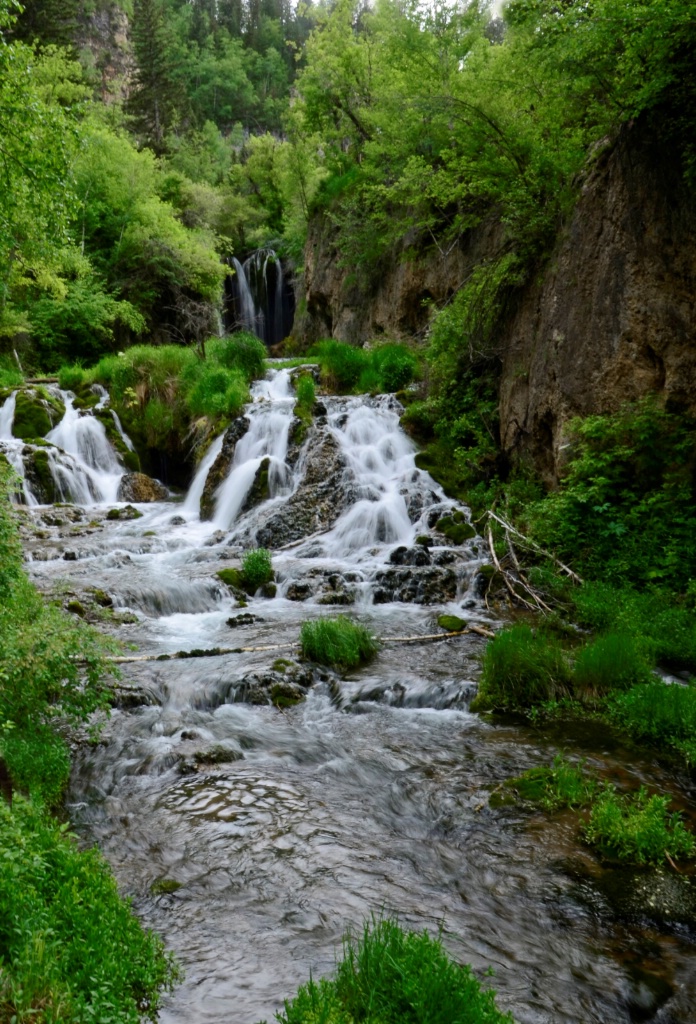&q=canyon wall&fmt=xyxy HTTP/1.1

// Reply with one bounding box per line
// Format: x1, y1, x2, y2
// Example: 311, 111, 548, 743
297, 122, 696, 483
